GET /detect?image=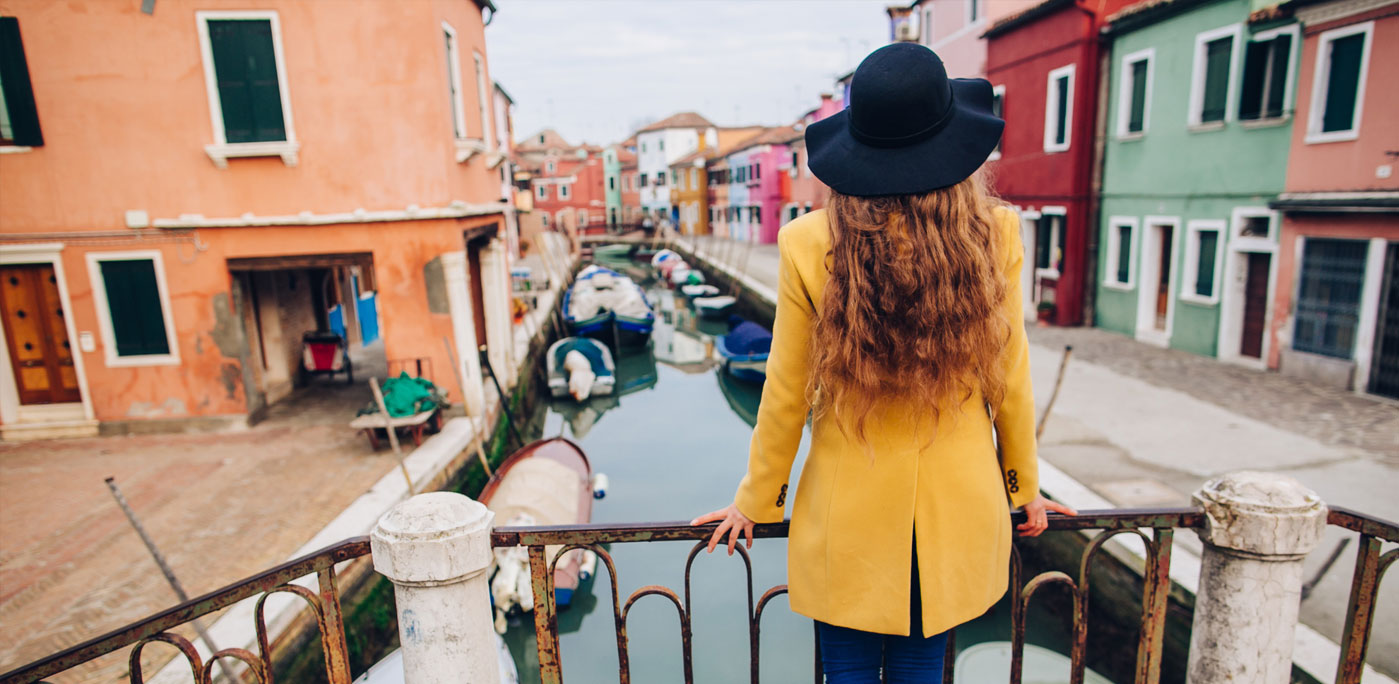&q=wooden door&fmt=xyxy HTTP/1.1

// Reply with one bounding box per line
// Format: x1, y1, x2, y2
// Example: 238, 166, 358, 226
1239, 253, 1271, 358
1155, 227, 1173, 330
0, 264, 82, 404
